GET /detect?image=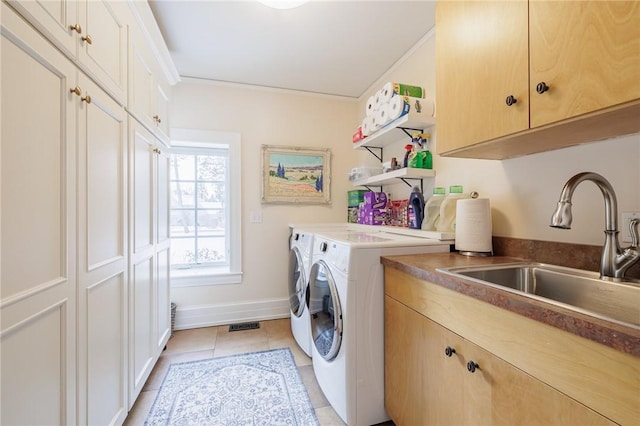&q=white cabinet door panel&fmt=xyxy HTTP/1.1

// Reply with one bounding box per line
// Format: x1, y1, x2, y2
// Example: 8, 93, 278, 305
6, 0, 77, 58
76, 74, 128, 426
1, 4, 77, 423
78, 0, 127, 104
